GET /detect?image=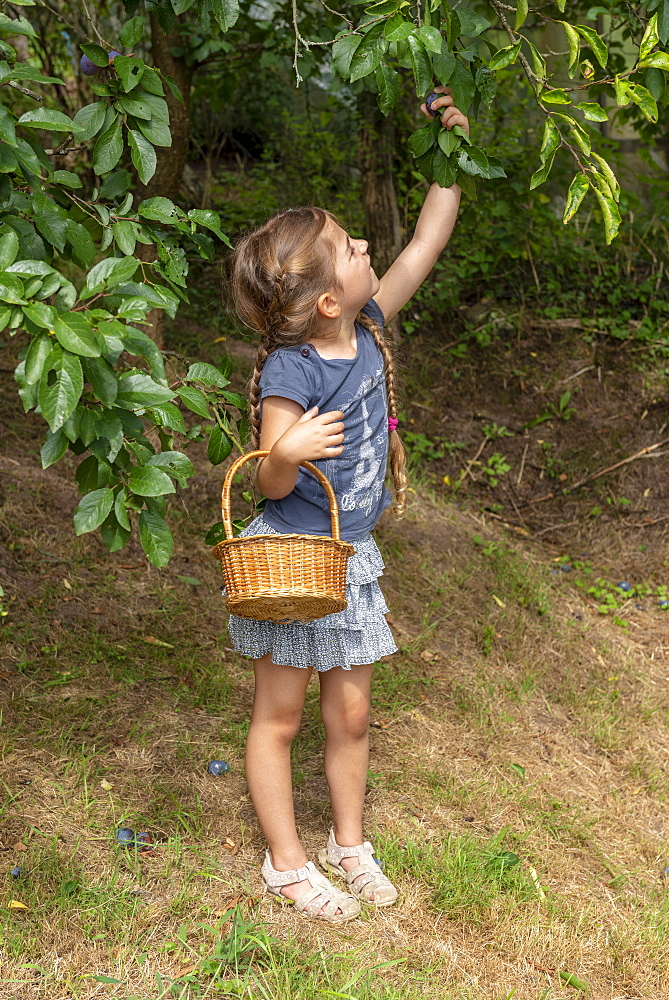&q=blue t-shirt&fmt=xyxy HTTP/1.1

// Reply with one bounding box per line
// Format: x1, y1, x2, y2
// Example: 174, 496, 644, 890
259, 299, 392, 541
